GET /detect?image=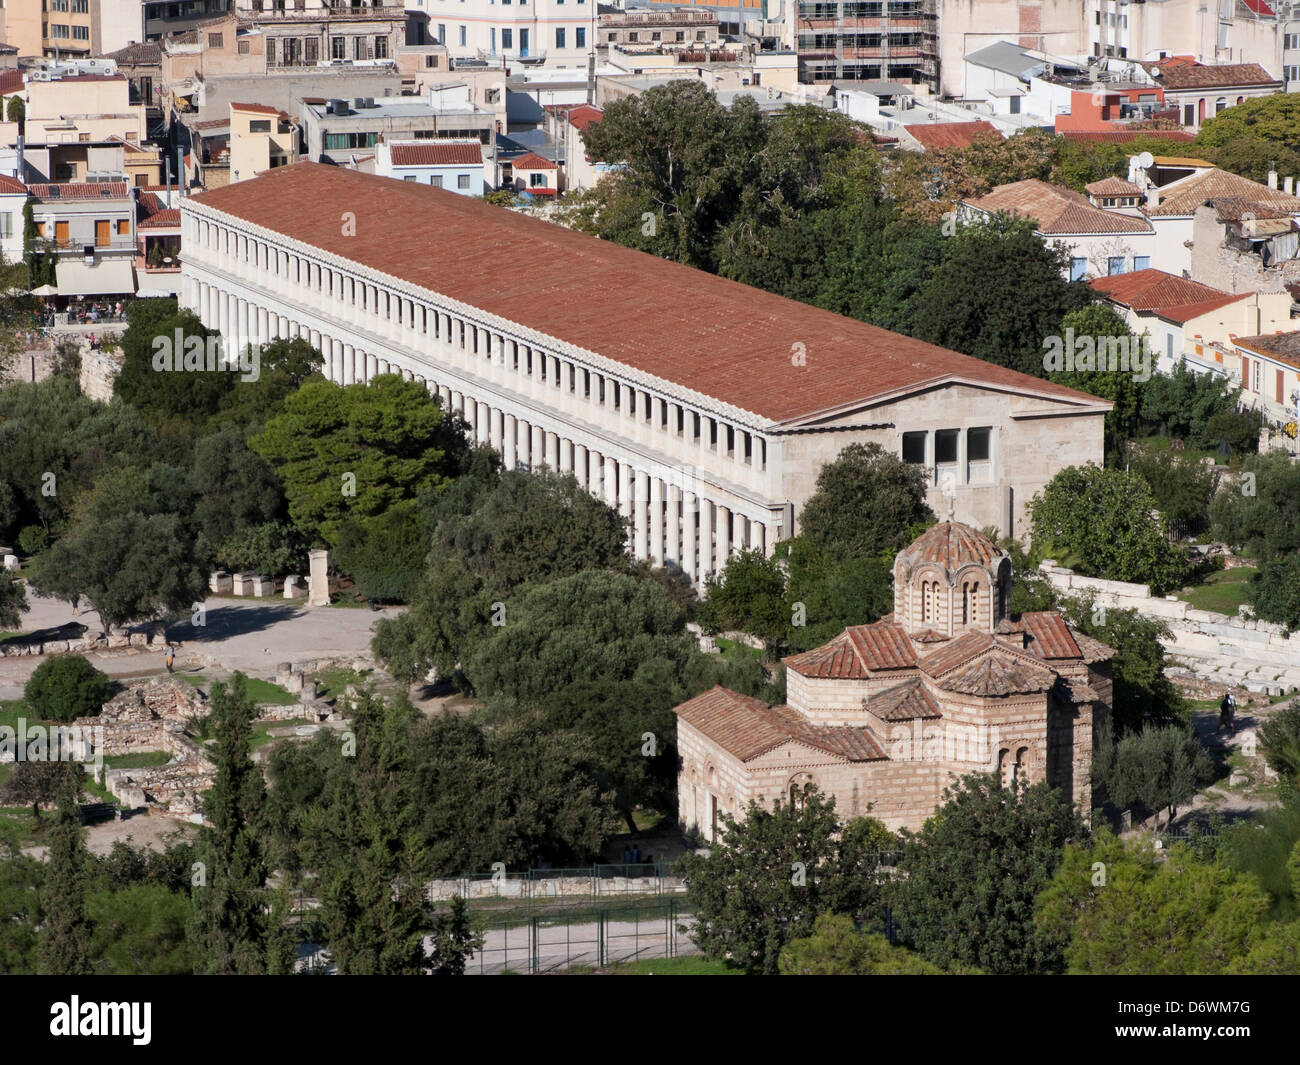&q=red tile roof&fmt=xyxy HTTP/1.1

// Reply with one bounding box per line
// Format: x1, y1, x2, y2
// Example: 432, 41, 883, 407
917, 631, 996, 677
28, 181, 130, 200
230, 102, 280, 114
784, 621, 918, 678
865, 679, 942, 722
1016, 611, 1081, 660
896, 521, 1004, 573
388, 141, 483, 167
966, 179, 1153, 235
1146, 168, 1300, 217
1060, 129, 1195, 144
544, 102, 604, 133
1234, 331, 1300, 370
1089, 268, 1246, 322
511, 151, 558, 170
139, 207, 180, 229
905, 121, 1001, 151
189, 163, 1110, 424
674, 686, 888, 762
1142, 58, 1280, 90
1085, 177, 1141, 197
935, 653, 1056, 696
0, 173, 26, 195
